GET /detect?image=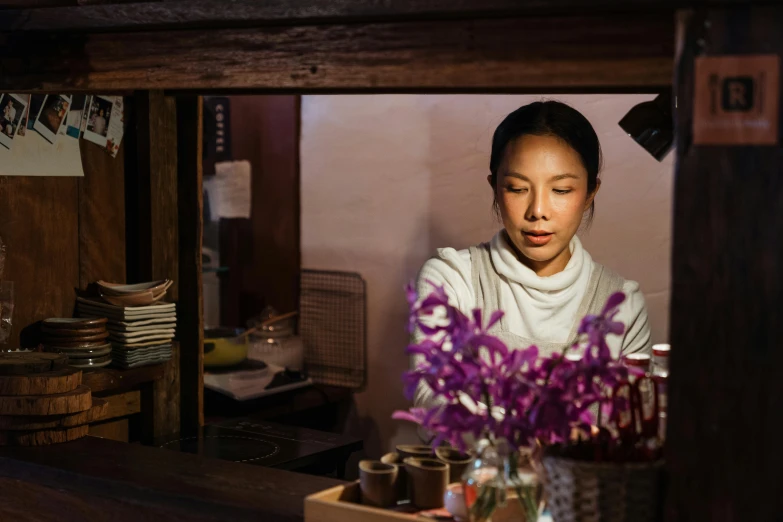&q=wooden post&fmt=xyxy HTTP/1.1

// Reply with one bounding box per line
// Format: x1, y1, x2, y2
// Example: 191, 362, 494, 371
667, 6, 783, 520
127, 90, 181, 442
177, 96, 204, 434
